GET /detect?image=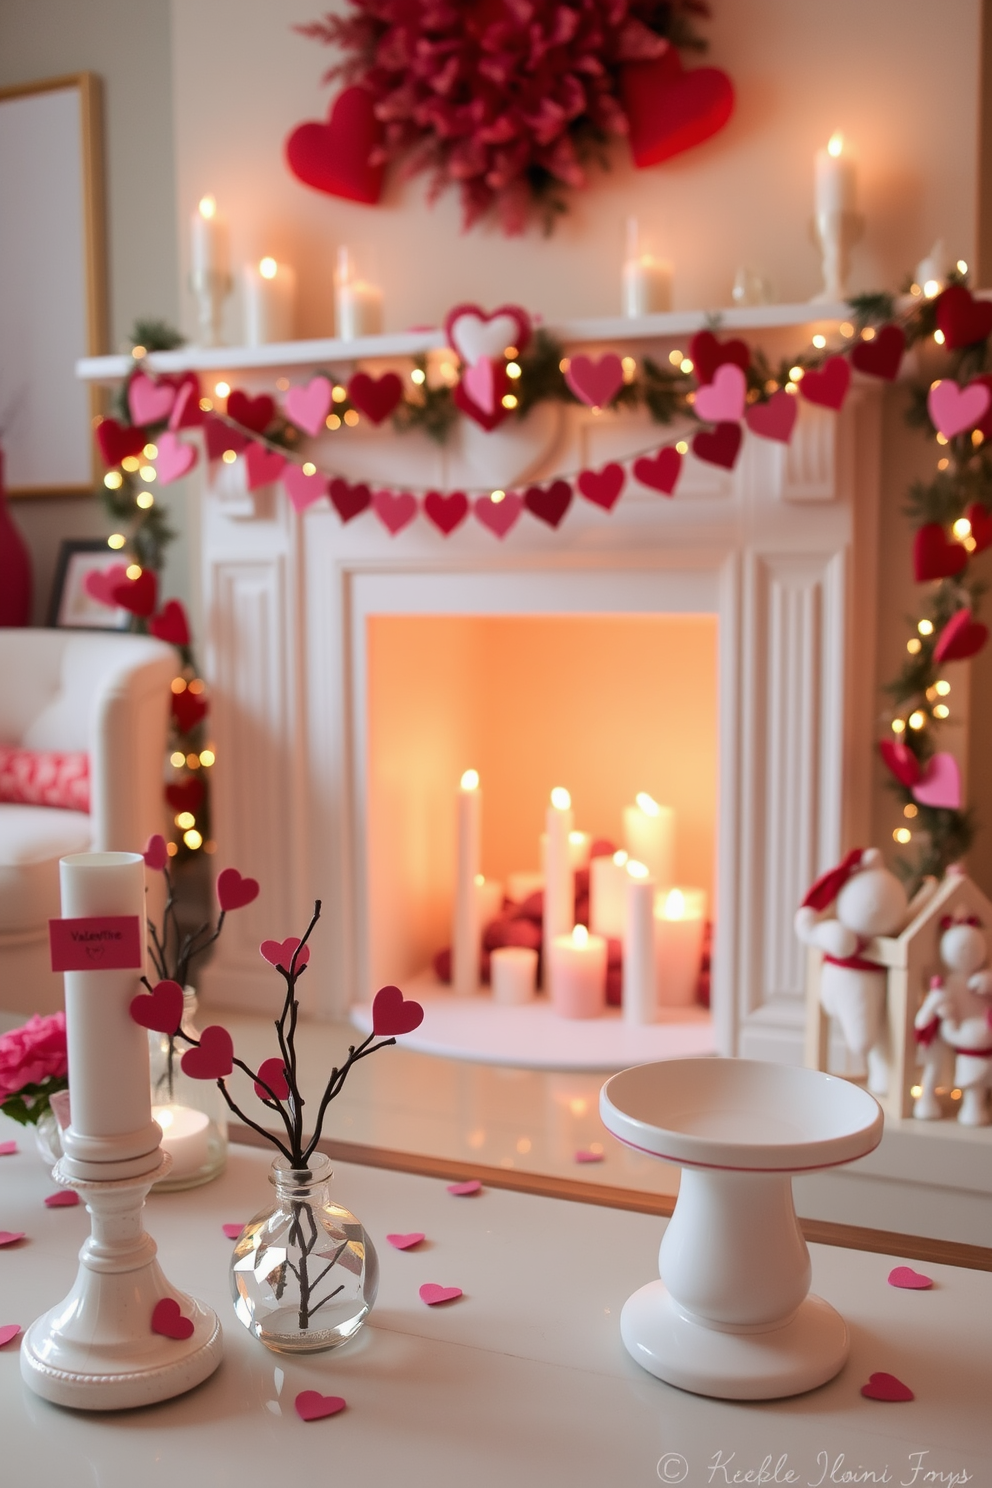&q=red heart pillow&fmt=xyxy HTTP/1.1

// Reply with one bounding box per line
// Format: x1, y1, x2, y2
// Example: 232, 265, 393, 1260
621, 48, 734, 169
285, 86, 385, 204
